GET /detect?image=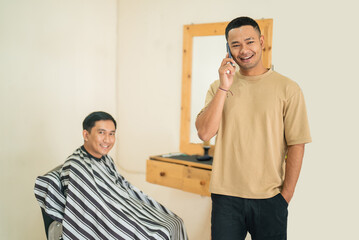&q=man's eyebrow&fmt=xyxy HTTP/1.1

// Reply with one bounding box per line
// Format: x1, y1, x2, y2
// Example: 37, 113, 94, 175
97, 128, 112, 132
230, 37, 254, 45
